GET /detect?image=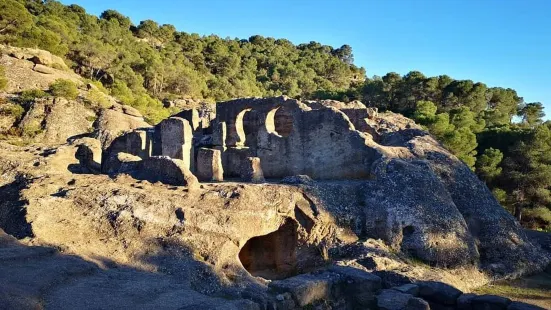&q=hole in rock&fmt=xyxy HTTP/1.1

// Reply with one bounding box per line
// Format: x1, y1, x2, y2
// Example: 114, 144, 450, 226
238, 219, 298, 280
266, 107, 294, 137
